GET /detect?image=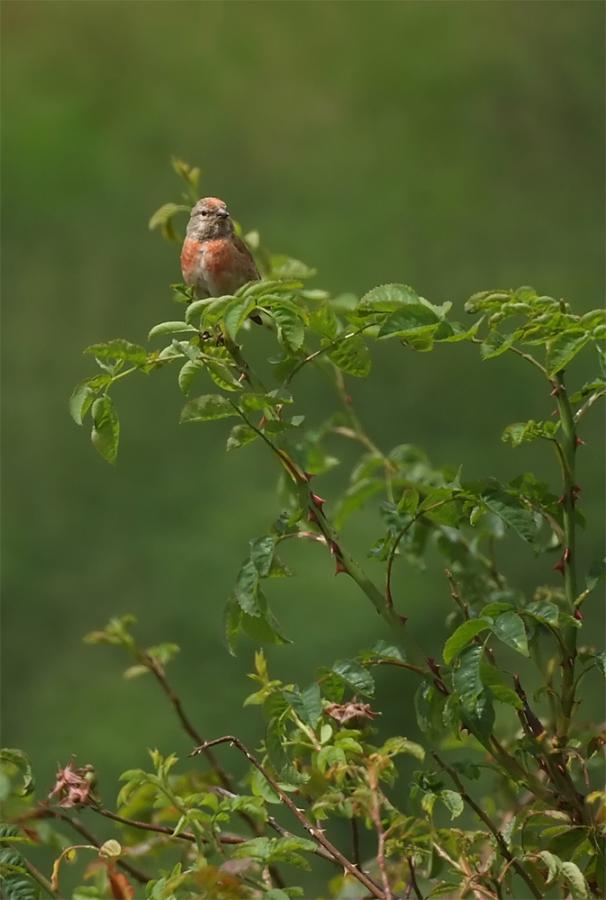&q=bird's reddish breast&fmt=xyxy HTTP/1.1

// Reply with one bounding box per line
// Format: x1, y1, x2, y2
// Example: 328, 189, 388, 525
180, 237, 202, 281
203, 239, 235, 274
